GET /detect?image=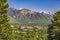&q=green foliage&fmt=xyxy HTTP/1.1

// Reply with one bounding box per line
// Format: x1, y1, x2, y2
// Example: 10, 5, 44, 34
48, 11, 60, 40
0, 0, 17, 40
